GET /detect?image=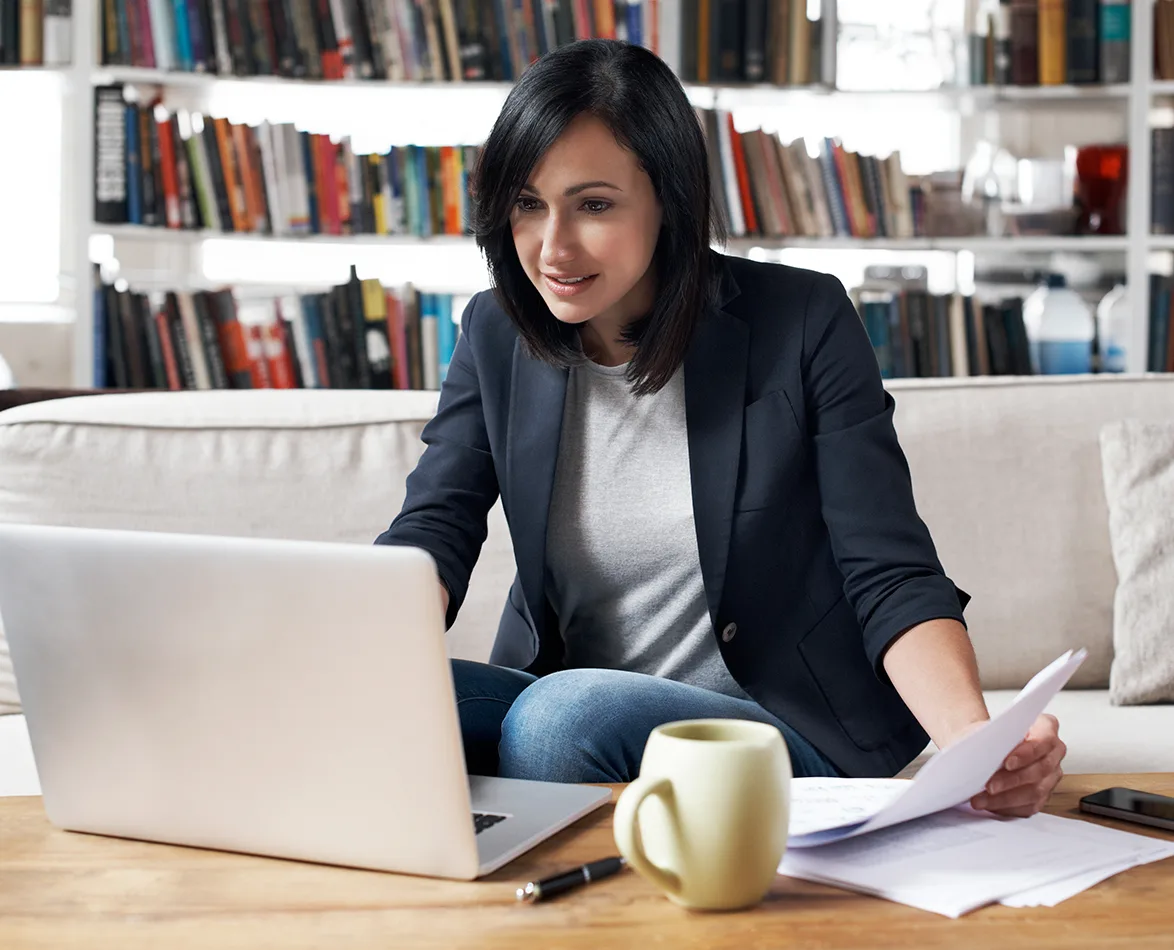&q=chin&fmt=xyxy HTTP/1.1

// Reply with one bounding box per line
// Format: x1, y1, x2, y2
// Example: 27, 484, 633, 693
542, 296, 596, 325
